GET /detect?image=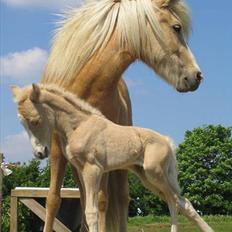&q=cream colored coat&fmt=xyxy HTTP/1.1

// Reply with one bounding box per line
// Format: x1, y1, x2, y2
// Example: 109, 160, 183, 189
12, 84, 214, 232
